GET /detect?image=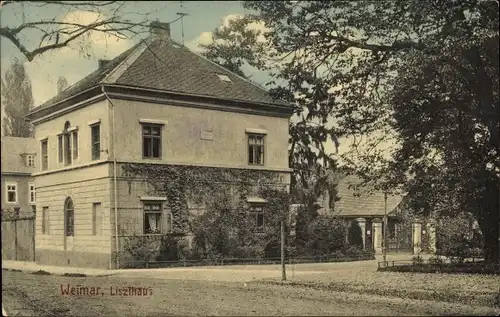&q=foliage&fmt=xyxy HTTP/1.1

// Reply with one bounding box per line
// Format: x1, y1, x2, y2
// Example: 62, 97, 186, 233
191, 193, 263, 259
412, 256, 424, 265
57, 76, 69, 93
120, 233, 163, 265
380, 261, 499, 276
347, 220, 363, 248
436, 213, 483, 263
122, 163, 286, 234
155, 235, 190, 262
200, 0, 499, 262
1, 58, 34, 137
122, 163, 291, 260
305, 214, 346, 257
